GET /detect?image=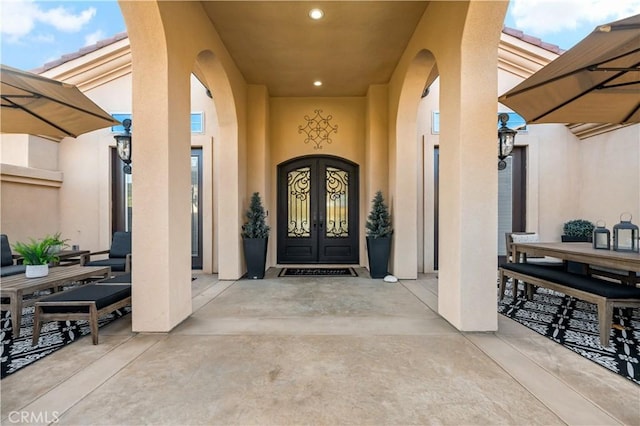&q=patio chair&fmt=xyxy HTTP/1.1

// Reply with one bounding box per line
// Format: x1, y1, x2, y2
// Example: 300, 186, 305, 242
80, 232, 131, 275
0, 234, 27, 277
